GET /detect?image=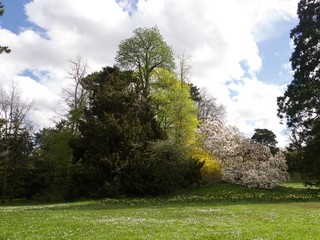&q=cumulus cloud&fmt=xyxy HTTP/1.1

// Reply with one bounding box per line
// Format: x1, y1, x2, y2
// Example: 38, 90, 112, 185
0, 0, 299, 145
